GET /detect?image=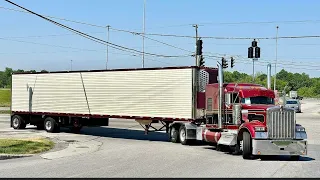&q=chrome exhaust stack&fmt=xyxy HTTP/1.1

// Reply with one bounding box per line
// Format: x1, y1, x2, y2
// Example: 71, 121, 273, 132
267, 63, 271, 89
217, 62, 223, 129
